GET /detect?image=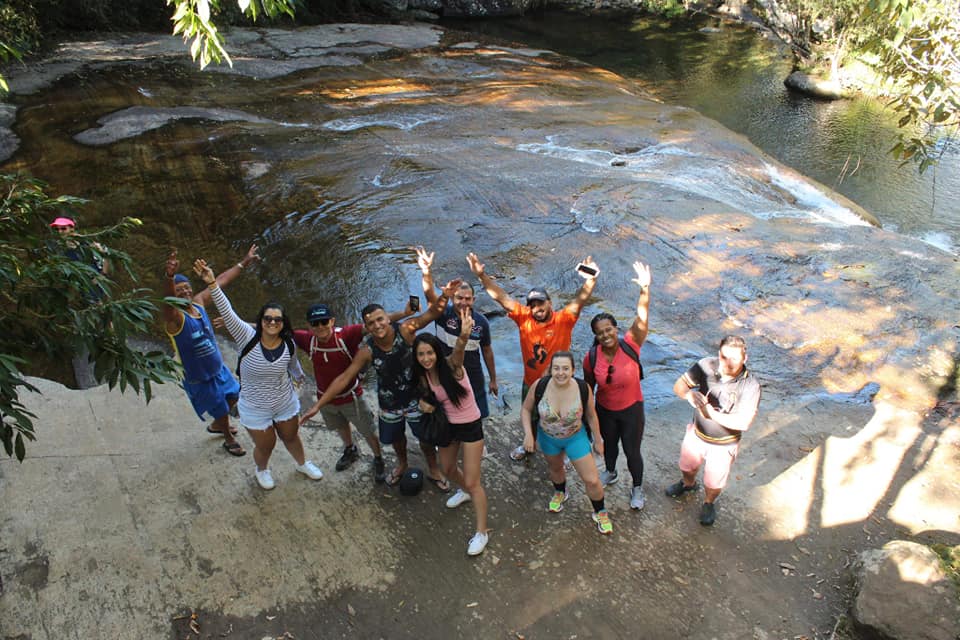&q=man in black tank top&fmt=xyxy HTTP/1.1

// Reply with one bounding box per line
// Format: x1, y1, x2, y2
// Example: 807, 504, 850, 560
665, 336, 761, 526
300, 275, 465, 489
